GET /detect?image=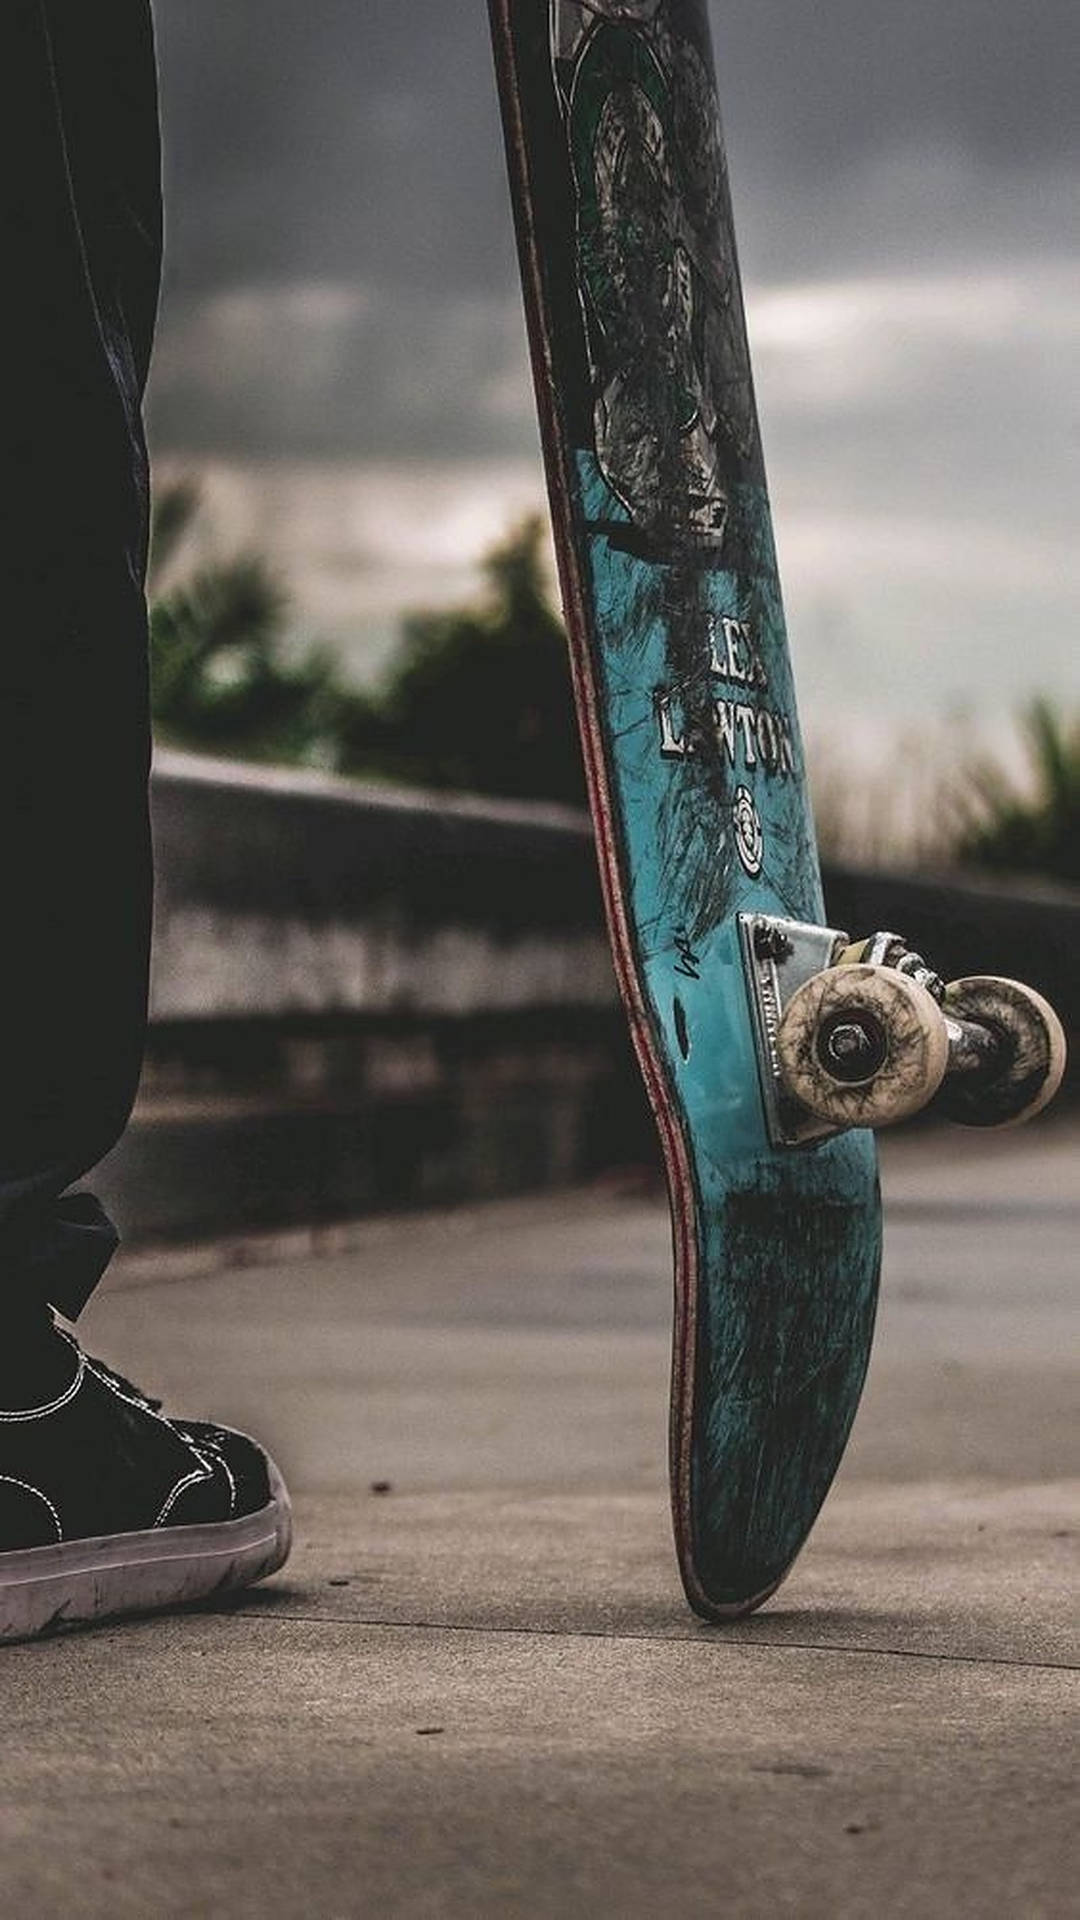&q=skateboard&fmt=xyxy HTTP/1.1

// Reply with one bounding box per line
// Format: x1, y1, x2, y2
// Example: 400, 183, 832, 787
488, 0, 1066, 1618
